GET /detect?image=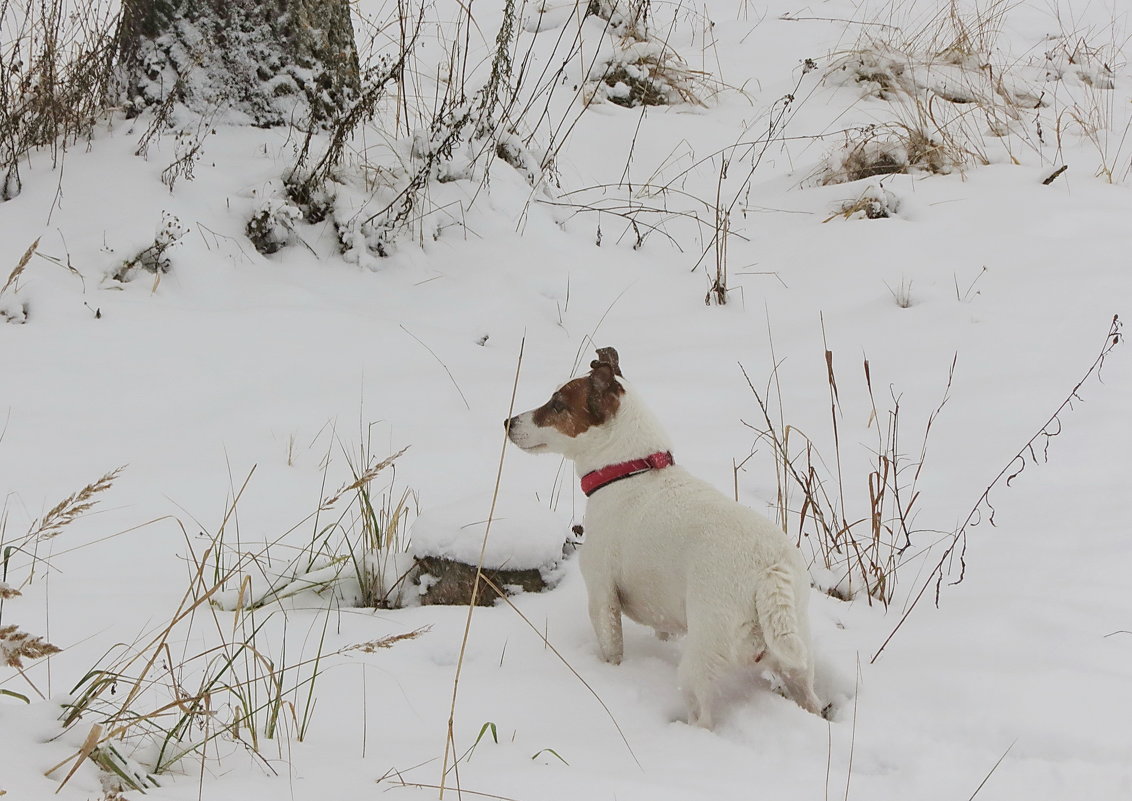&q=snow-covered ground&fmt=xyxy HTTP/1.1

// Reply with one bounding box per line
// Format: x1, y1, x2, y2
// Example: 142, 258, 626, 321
2, 1, 1130, 799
